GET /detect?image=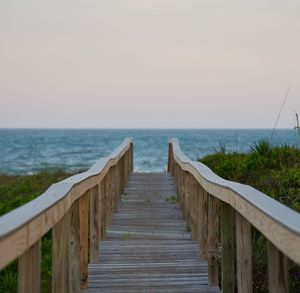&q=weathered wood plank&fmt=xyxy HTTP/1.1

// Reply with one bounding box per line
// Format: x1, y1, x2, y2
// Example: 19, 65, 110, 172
207, 194, 219, 287
221, 202, 235, 293
268, 241, 289, 293
68, 200, 81, 293
80, 191, 90, 289
236, 212, 252, 293
18, 240, 40, 293
89, 185, 99, 263
198, 187, 208, 260
52, 211, 69, 292
82, 173, 220, 293
99, 178, 106, 240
